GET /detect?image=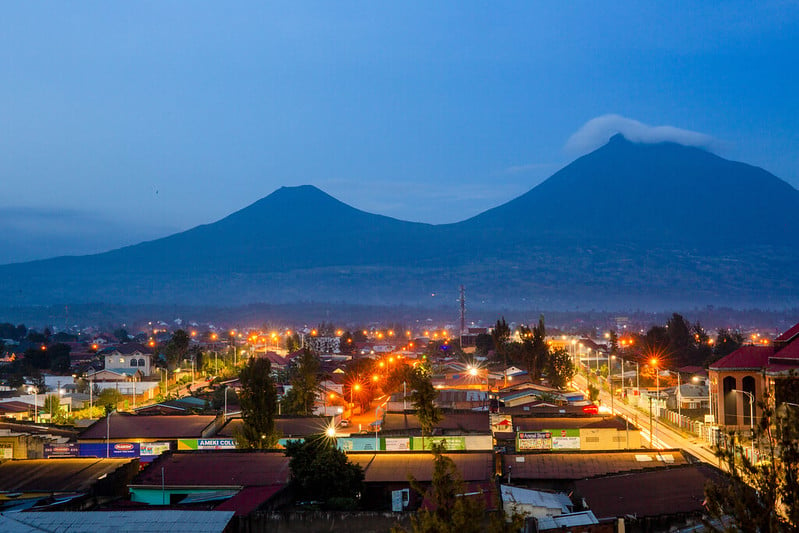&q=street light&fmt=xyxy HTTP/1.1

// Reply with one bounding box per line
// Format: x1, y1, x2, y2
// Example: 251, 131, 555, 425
732, 389, 755, 462
650, 358, 659, 445
27, 386, 38, 422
